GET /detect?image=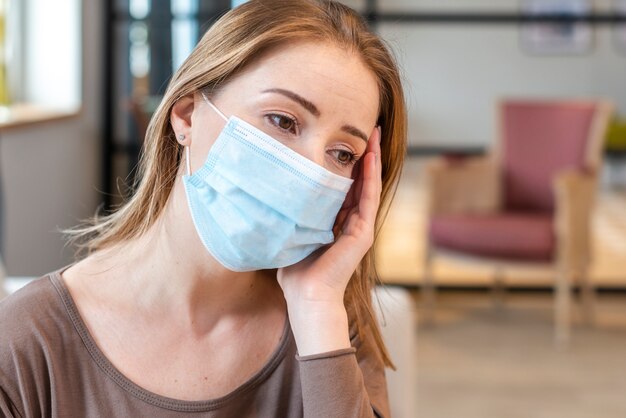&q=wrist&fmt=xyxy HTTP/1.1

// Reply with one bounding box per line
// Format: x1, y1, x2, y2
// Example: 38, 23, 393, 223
286, 301, 351, 357
281, 281, 346, 307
